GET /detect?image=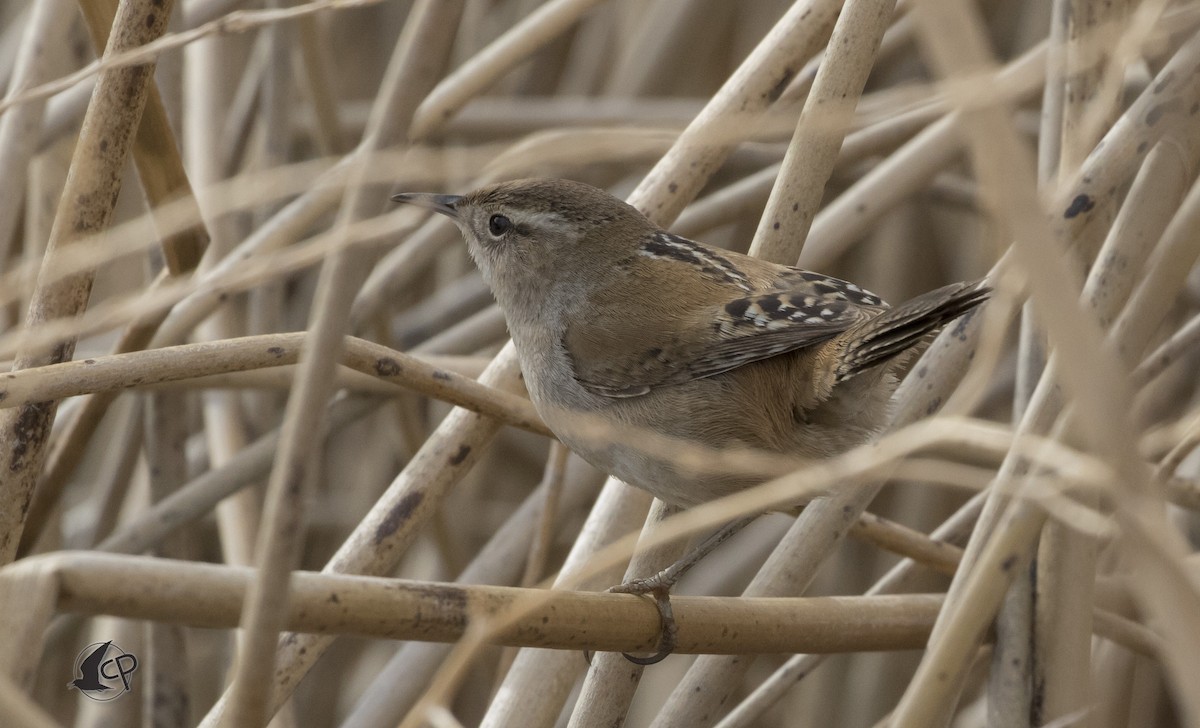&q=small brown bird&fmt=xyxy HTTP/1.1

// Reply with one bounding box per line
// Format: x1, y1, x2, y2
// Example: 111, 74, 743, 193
393, 178, 987, 660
